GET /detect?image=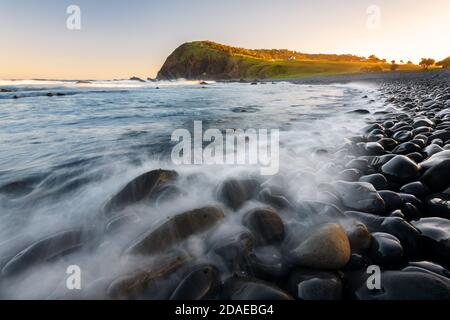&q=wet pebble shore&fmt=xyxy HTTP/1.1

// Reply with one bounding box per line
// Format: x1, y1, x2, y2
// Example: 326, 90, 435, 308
1, 71, 450, 300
